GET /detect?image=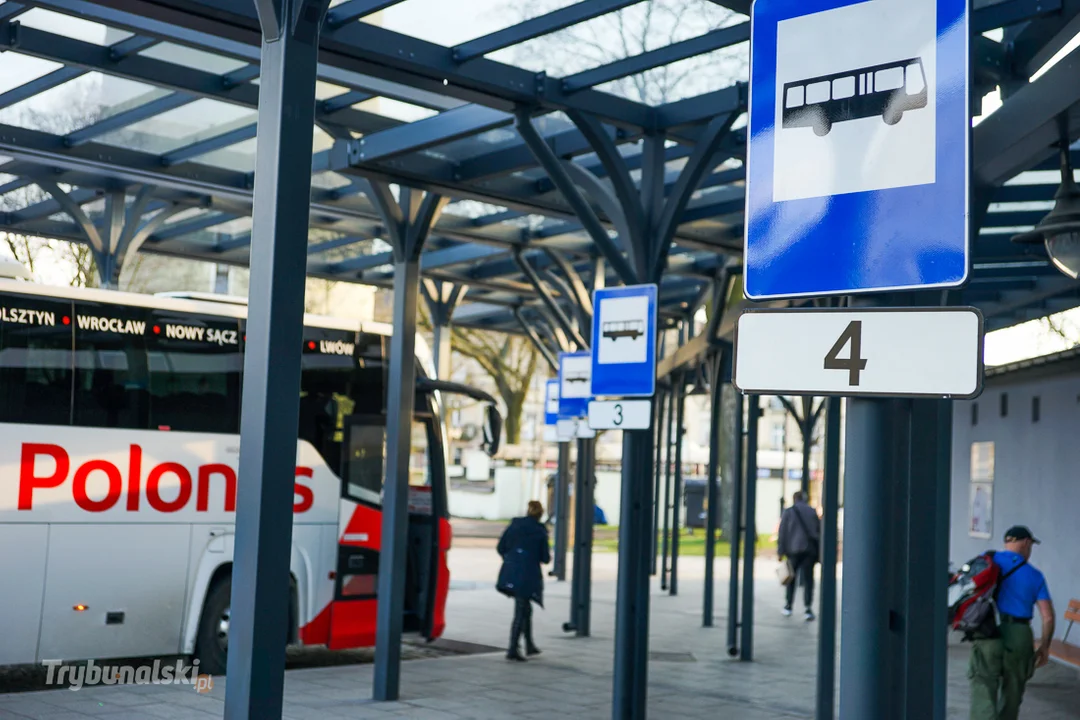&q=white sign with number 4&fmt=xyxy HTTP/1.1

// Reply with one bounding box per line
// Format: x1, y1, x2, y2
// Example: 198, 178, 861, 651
733, 308, 984, 398
588, 400, 653, 430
